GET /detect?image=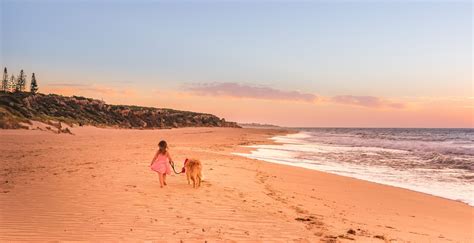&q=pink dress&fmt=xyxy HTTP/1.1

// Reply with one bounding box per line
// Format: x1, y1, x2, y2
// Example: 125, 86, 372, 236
151, 153, 171, 175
